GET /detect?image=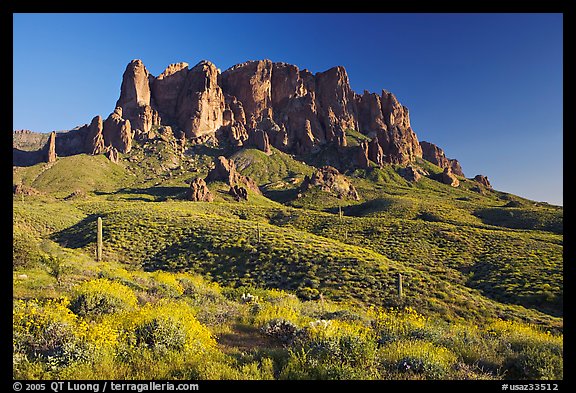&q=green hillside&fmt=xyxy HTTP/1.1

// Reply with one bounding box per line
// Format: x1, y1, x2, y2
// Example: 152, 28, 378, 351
12, 137, 563, 380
